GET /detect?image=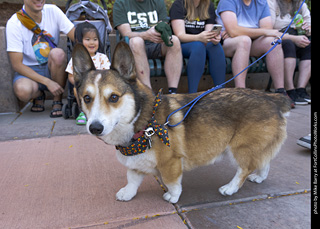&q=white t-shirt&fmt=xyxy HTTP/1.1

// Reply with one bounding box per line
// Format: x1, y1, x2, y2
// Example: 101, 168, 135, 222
6, 4, 74, 66
65, 52, 111, 74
